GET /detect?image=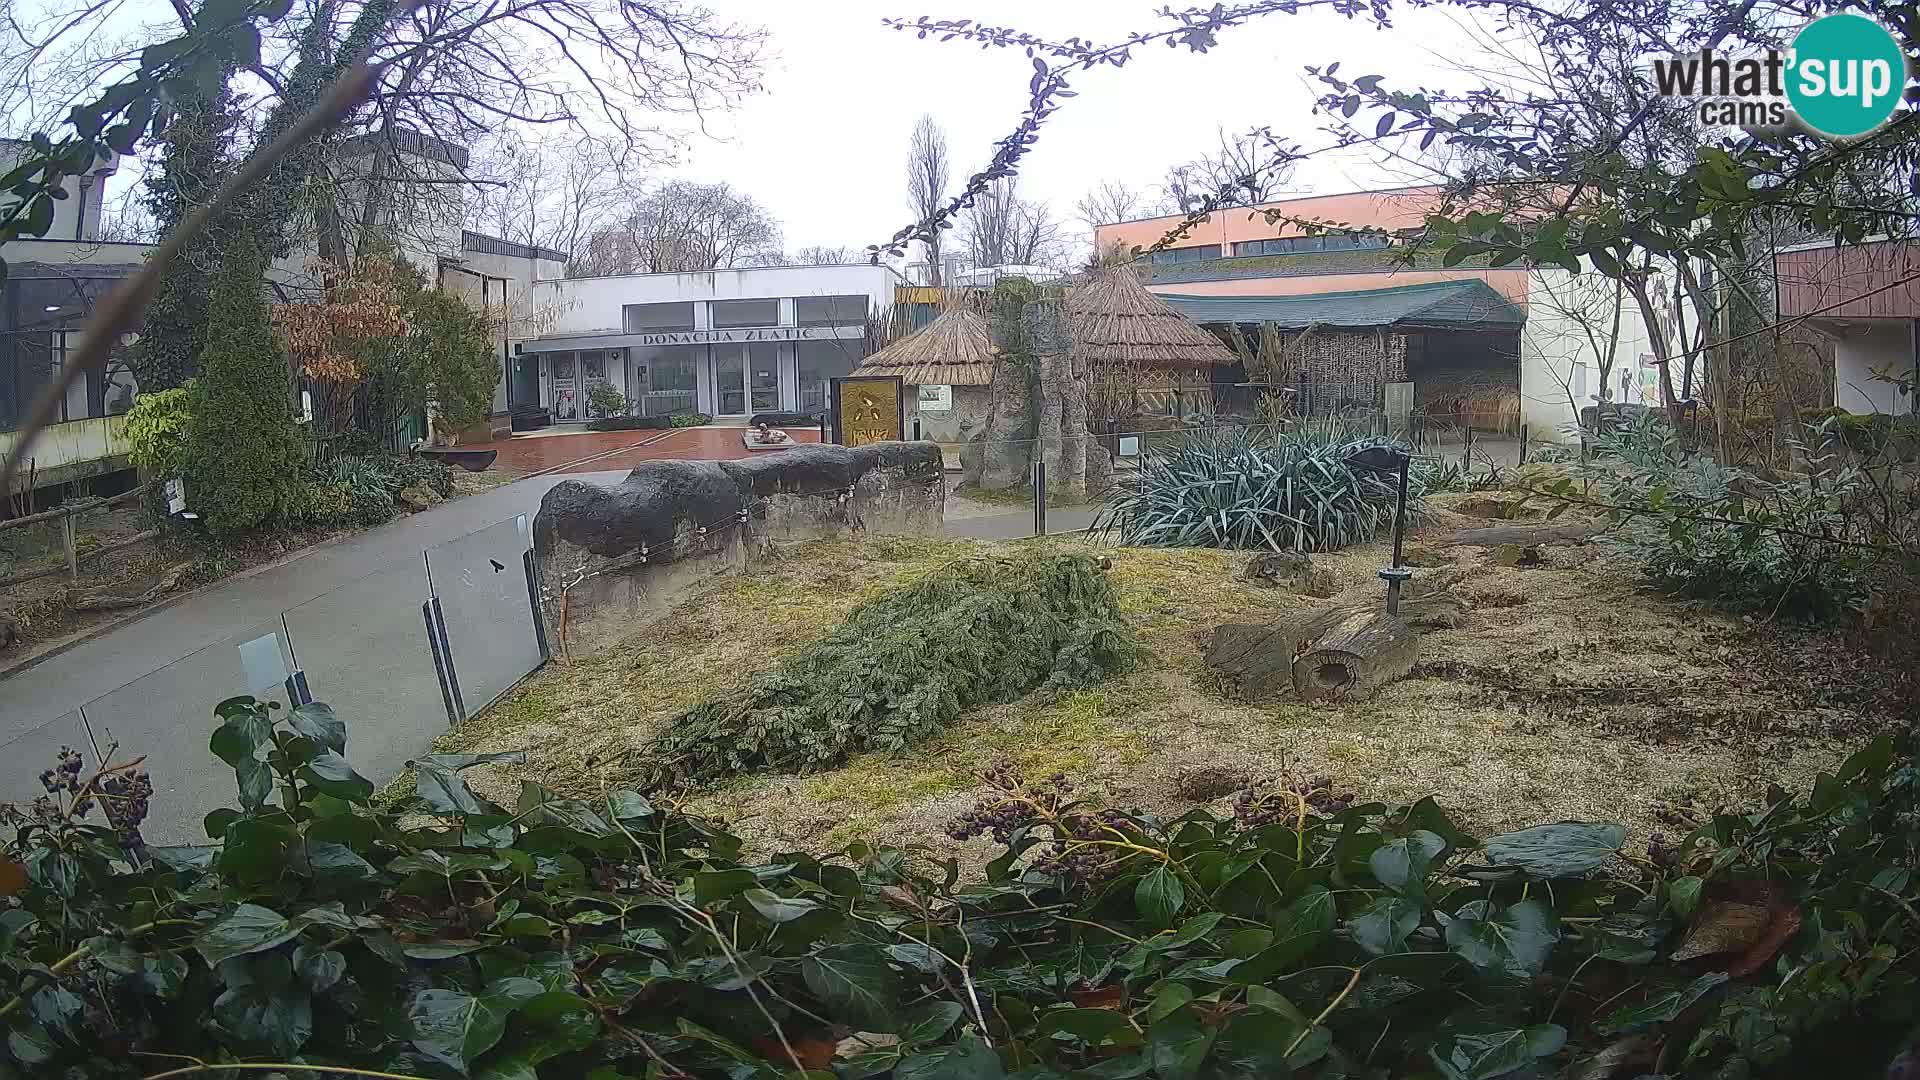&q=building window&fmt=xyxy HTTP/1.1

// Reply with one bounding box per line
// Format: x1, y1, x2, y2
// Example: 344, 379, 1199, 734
629, 344, 701, 417
1148, 245, 1222, 266
795, 294, 868, 327
796, 339, 864, 415
710, 298, 780, 328
624, 302, 695, 333
1232, 232, 1389, 257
